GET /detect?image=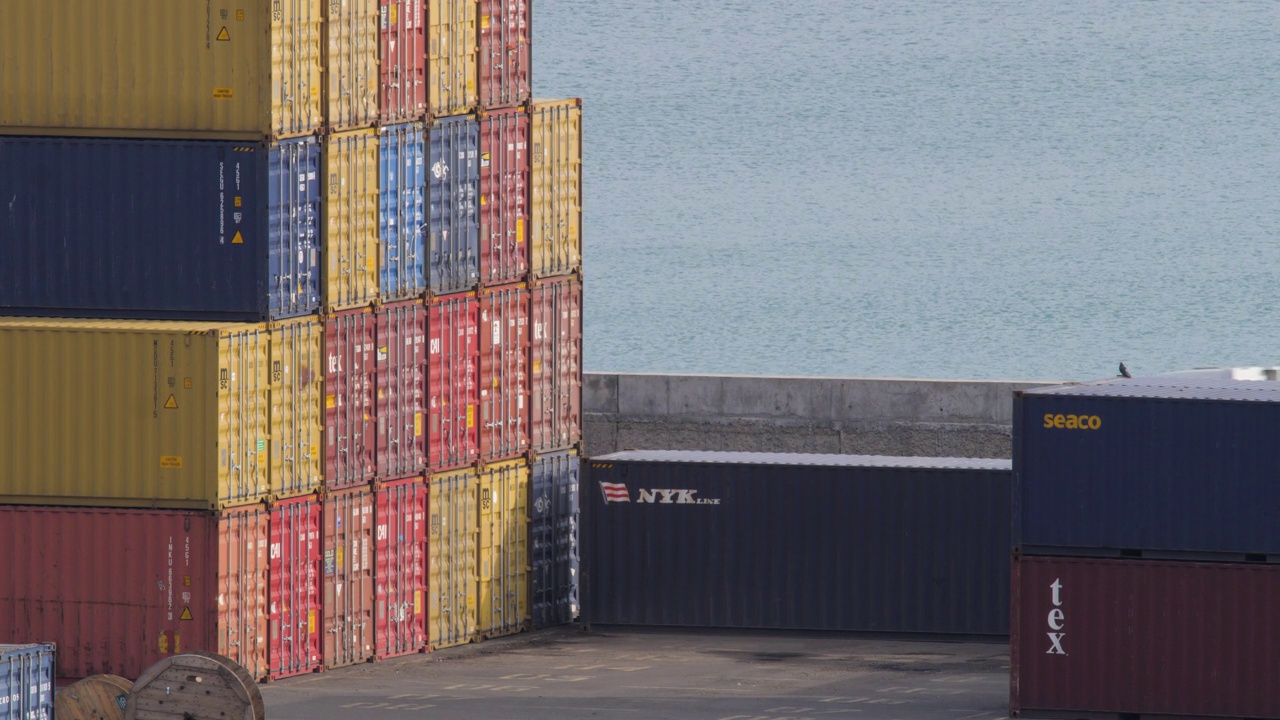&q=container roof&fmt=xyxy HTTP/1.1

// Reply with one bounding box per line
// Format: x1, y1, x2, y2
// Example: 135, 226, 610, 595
1024, 375, 1280, 402
591, 450, 1010, 471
